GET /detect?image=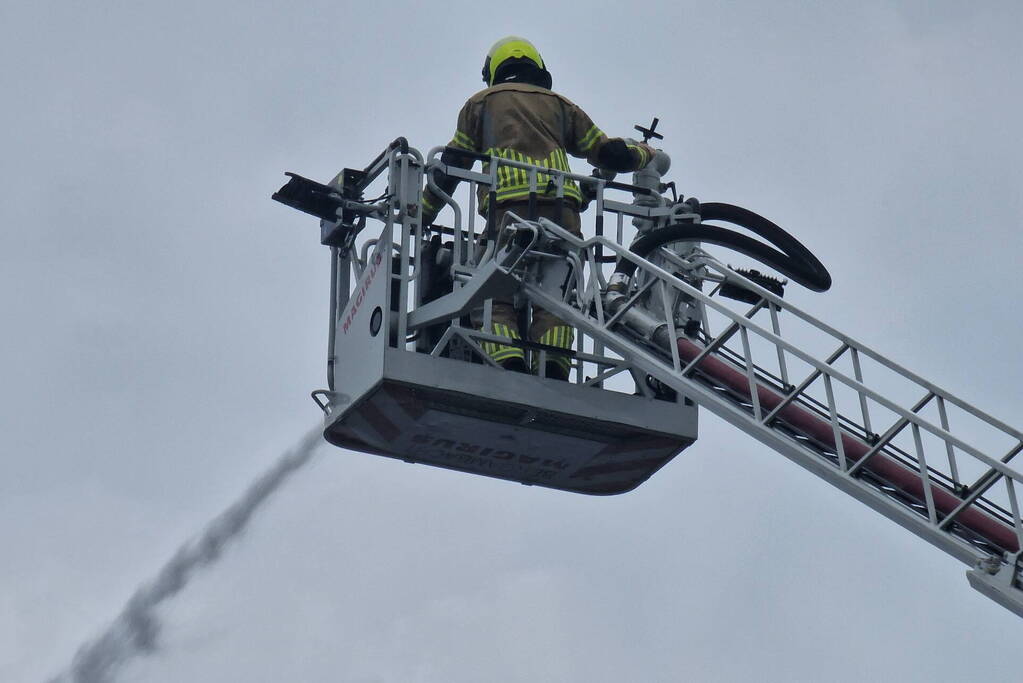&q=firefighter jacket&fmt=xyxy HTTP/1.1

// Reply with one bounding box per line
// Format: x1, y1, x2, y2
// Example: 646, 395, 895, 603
423, 82, 656, 221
